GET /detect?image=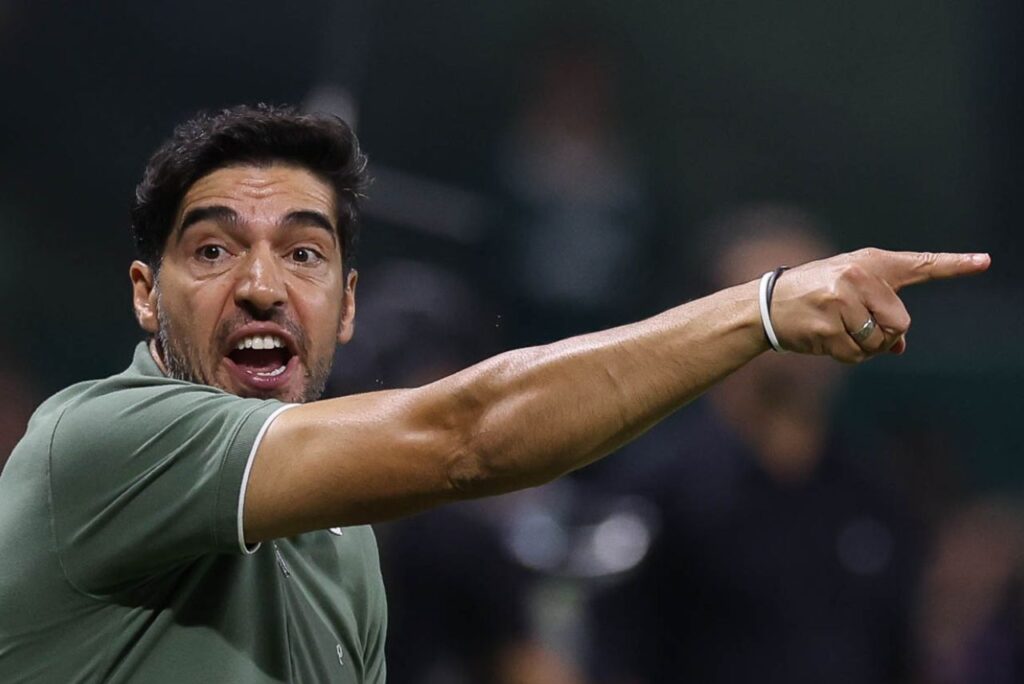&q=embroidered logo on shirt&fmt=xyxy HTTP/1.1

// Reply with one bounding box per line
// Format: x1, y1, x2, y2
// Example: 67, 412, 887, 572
328, 527, 344, 536
336, 643, 345, 666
